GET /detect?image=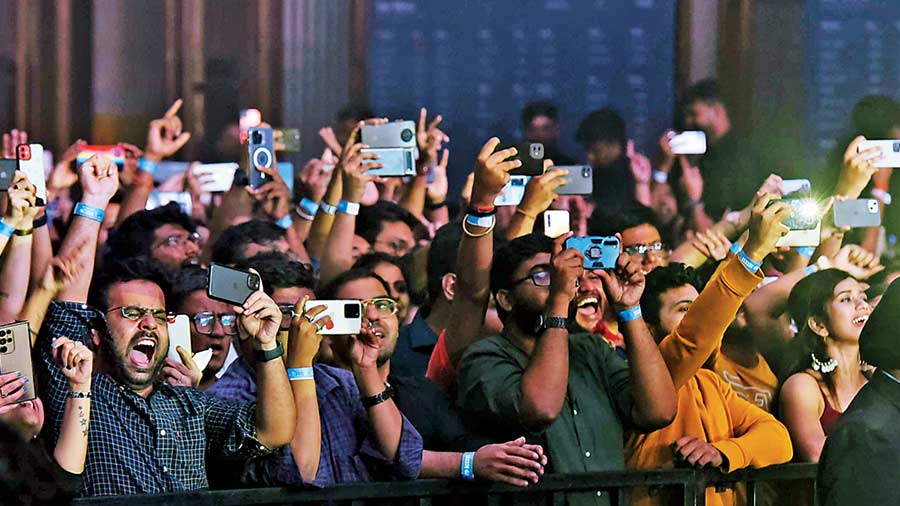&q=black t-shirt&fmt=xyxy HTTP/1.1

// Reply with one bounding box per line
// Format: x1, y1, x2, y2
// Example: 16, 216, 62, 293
591, 155, 639, 212
693, 131, 771, 219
